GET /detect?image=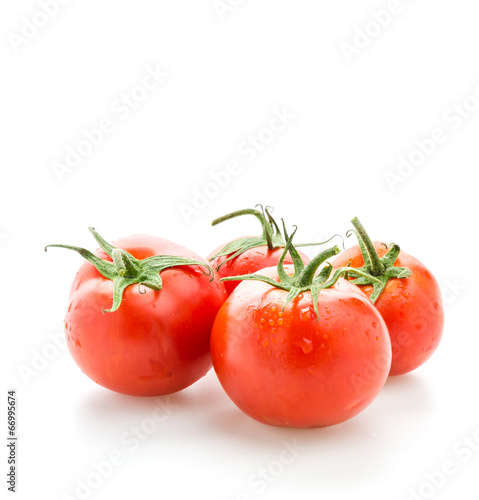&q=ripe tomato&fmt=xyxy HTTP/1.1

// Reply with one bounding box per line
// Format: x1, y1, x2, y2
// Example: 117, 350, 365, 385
208, 206, 311, 295
332, 218, 444, 376
47, 229, 227, 396
208, 245, 310, 296
211, 243, 391, 428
